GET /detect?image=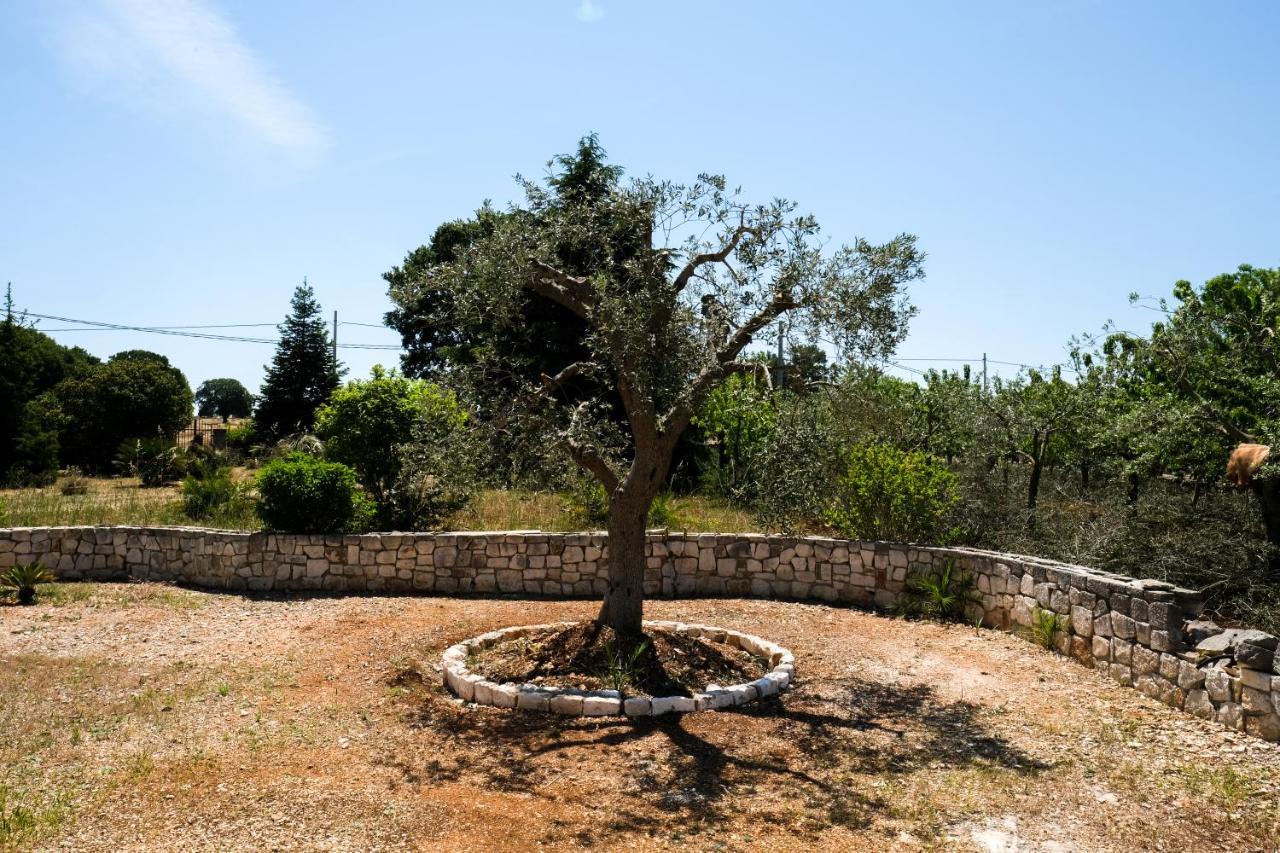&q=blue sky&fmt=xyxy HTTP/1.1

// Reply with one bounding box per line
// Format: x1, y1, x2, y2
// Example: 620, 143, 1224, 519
2, 0, 1277, 393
